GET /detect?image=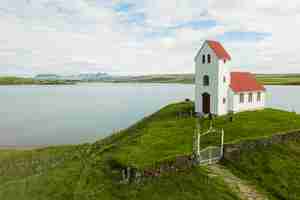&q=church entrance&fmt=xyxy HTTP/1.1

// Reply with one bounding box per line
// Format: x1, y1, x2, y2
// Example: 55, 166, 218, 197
202, 93, 210, 114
